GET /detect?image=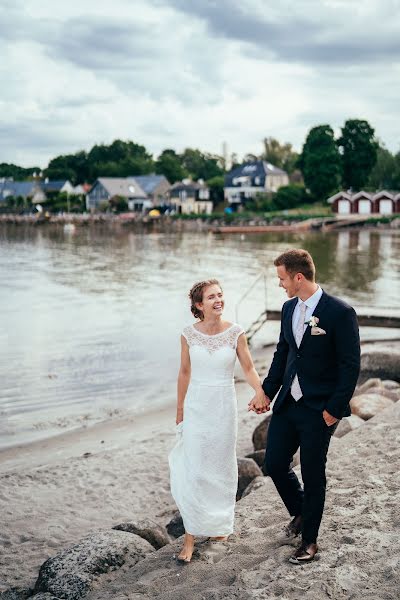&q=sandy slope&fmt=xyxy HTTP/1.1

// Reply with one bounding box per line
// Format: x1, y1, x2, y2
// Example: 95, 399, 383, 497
84, 400, 400, 600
